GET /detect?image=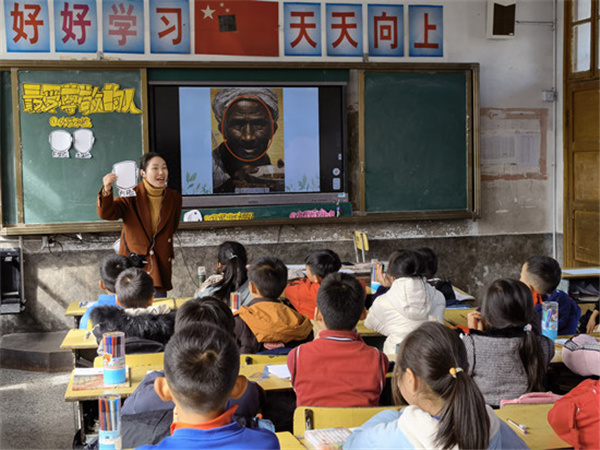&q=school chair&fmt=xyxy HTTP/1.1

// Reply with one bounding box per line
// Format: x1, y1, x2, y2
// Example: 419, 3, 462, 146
293, 406, 400, 436
353, 231, 369, 263
240, 354, 288, 366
